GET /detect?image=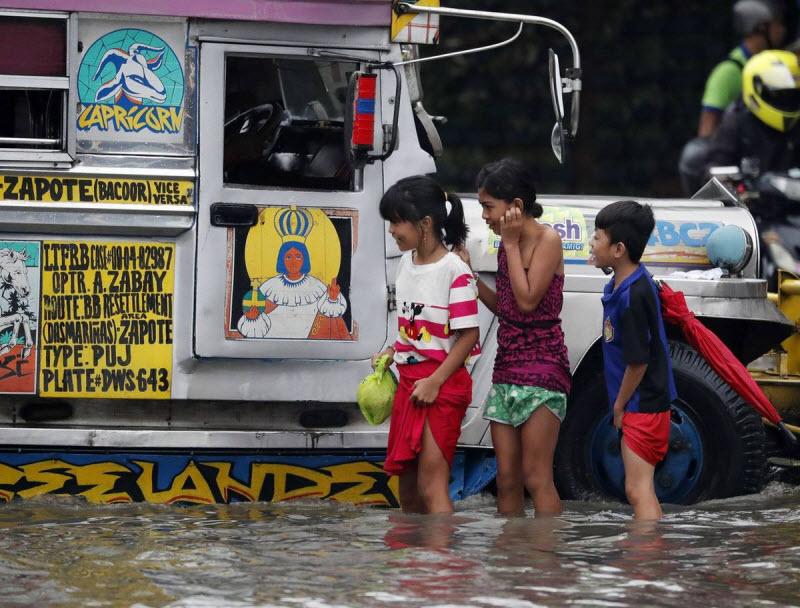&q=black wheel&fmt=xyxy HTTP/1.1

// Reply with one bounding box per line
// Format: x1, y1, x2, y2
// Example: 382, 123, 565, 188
554, 341, 767, 504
